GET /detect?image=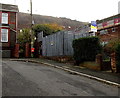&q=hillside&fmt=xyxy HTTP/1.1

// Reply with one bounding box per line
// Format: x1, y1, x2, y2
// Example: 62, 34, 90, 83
18, 12, 87, 30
